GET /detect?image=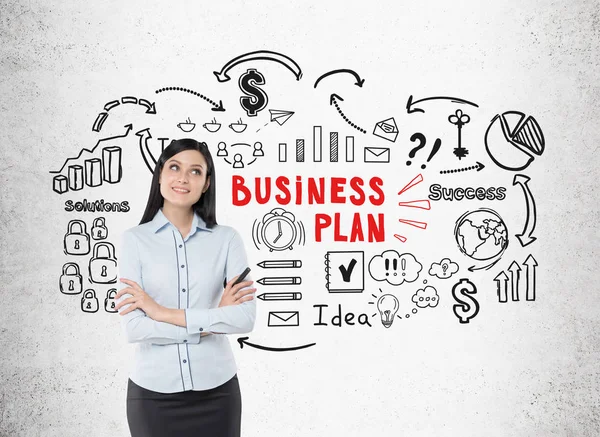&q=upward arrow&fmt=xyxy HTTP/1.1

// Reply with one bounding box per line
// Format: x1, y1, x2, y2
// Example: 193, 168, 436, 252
523, 255, 538, 301
494, 271, 509, 303
508, 261, 521, 302
136, 128, 156, 174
